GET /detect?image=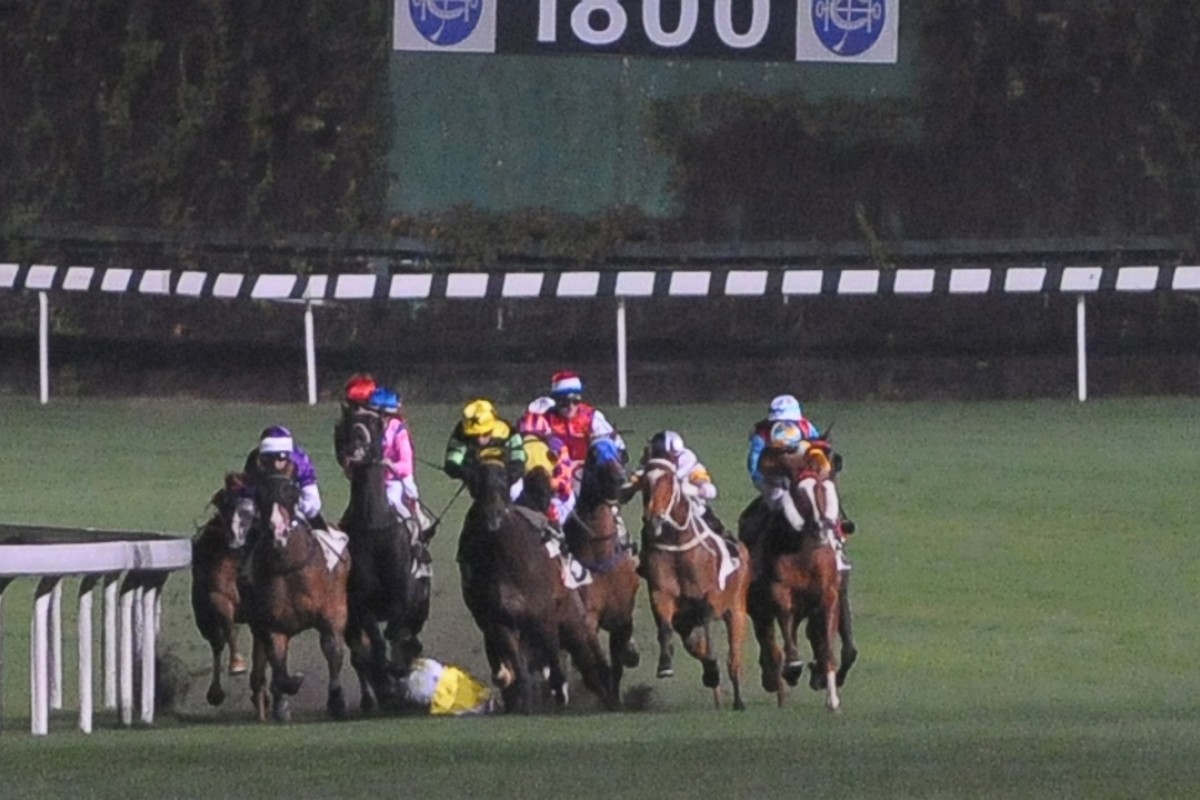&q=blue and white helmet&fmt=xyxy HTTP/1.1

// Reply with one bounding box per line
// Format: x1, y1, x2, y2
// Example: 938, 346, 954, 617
368, 387, 401, 414
767, 394, 803, 422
